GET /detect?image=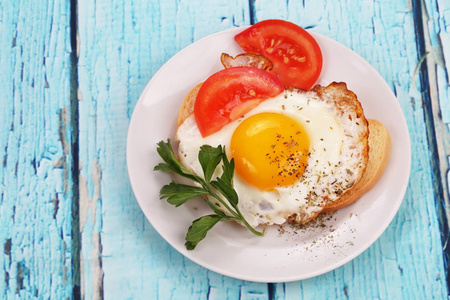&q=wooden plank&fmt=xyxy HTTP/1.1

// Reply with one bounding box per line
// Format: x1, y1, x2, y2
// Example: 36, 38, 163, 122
251, 0, 448, 298
77, 0, 272, 299
421, 0, 450, 283
0, 1, 76, 299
